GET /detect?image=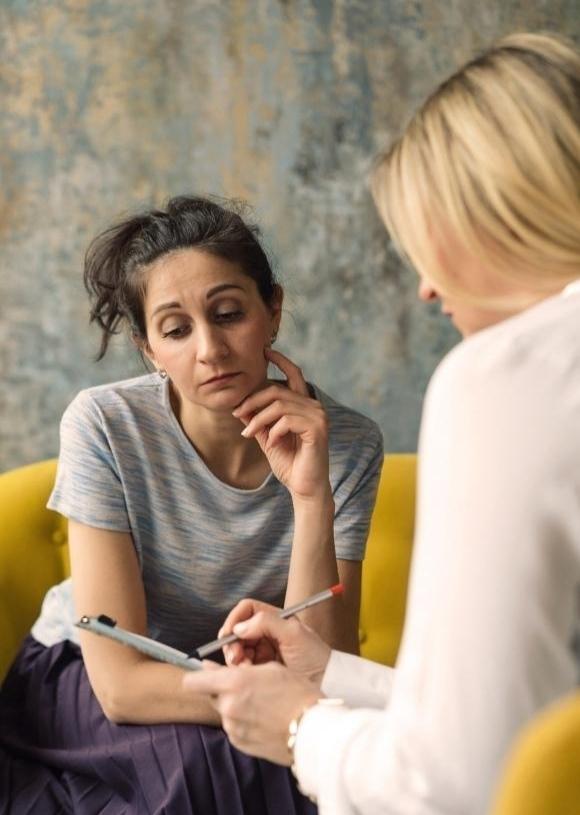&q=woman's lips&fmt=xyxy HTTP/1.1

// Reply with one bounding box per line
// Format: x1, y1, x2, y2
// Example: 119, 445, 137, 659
201, 372, 241, 387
